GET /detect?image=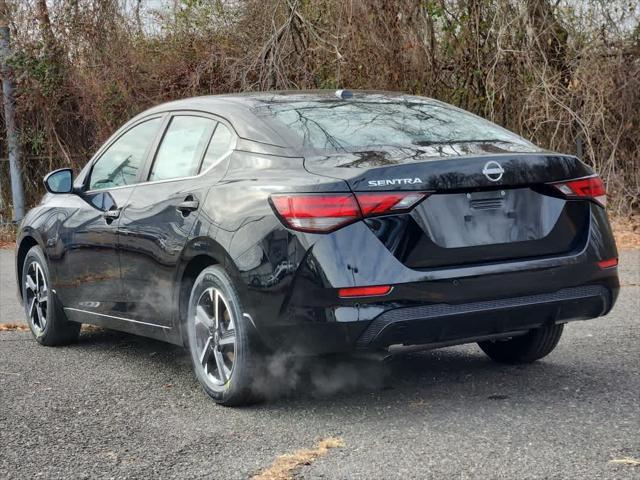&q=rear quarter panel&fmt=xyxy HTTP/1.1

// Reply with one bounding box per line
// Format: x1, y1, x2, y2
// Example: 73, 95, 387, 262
199, 151, 348, 344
